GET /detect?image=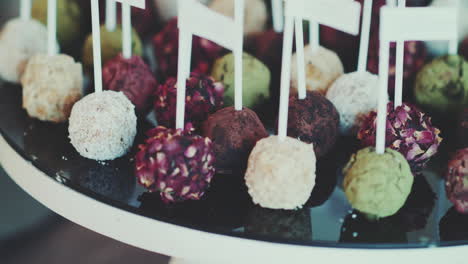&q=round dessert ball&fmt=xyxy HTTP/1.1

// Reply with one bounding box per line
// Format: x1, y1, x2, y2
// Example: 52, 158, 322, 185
32, 0, 81, 49
103, 54, 158, 114
358, 102, 442, 174
201, 106, 268, 172
154, 72, 224, 130
326, 71, 381, 136
152, 18, 223, 80
414, 55, 468, 114
135, 125, 216, 203
457, 108, 468, 148
287, 91, 340, 158
153, 0, 212, 23
445, 148, 468, 214
245, 135, 316, 210
21, 54, 83, 122
82, 25, 142, 74
290, 45, 344, 95
343, 147, 414, 218
209, 0, 267, 36
68, 91, 137, 161
0, 18, 48, 83
211, 52, 270, 109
